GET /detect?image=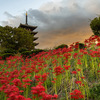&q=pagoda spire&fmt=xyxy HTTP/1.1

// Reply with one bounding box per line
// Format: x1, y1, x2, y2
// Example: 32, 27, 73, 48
19, 11, 39, 49
26, 12, 28, 25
